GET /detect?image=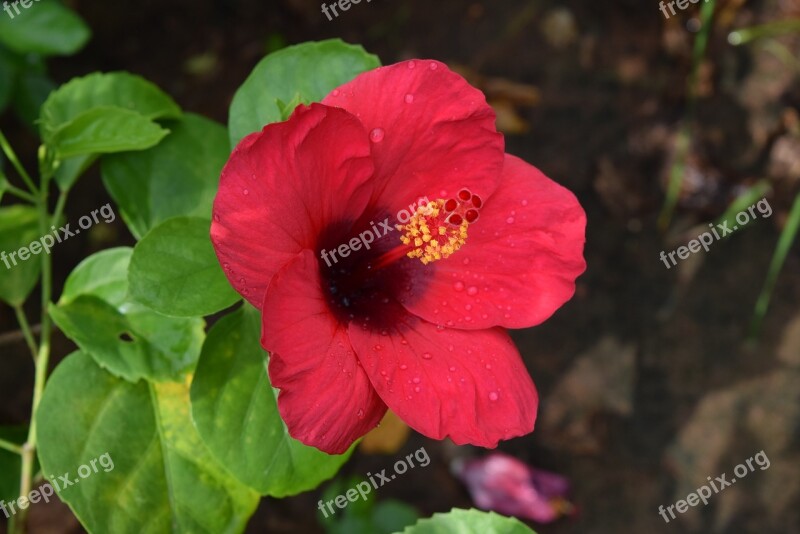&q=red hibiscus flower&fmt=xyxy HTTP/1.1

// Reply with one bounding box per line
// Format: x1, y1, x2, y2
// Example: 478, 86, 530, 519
211, 59, 586, 454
